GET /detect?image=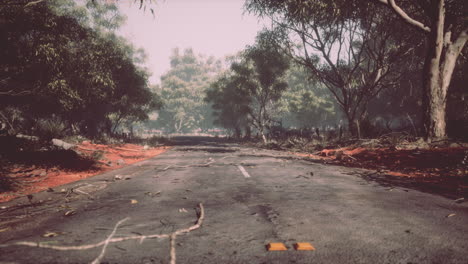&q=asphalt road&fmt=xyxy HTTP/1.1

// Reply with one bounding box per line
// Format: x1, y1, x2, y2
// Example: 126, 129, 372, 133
1, 137, 467, 264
